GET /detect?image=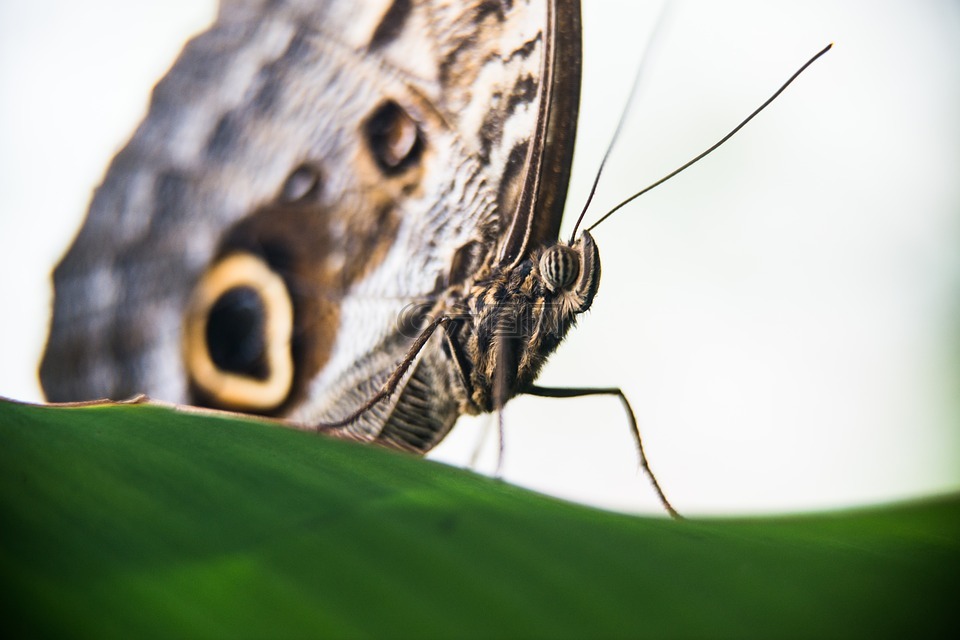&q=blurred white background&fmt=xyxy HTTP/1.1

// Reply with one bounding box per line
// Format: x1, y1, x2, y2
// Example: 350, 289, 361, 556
1, 1, 958, 515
